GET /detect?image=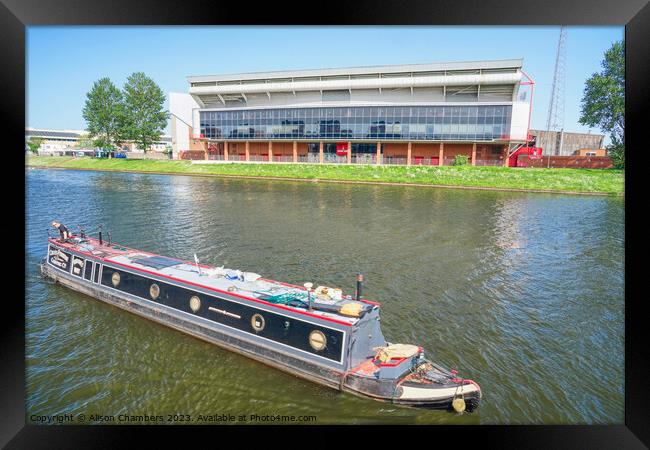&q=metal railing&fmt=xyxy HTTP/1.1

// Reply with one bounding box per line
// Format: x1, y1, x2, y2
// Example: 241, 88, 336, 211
322, 154, 348, 164
272, 155, 294, 163
351, 154, 377, 165
383, 156, 408, 166
410, 157, 438, 166
474, 159, 504, 166
298, 155, 321, 163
